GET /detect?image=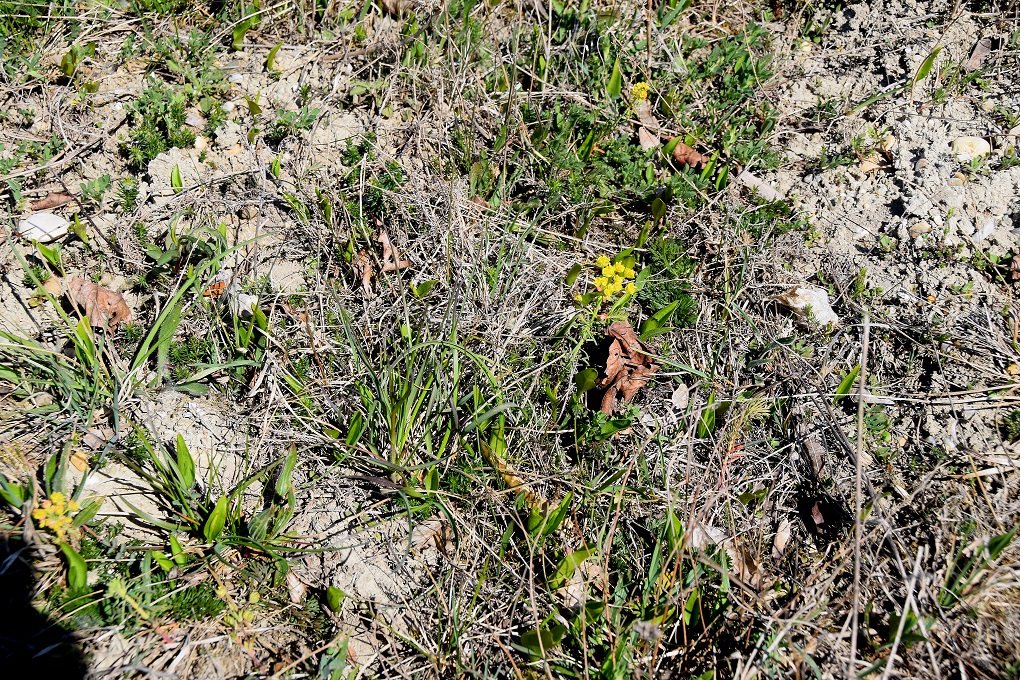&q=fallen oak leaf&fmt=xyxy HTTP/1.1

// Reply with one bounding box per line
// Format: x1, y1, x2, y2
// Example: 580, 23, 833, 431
638, 127, 659, 151
30, 192, 75, 211
67, 277, 131, 329
598, 321, 660, 415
